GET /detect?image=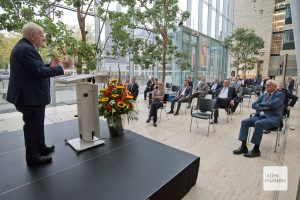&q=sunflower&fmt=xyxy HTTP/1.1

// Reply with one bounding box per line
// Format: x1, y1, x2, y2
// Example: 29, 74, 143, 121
101, 97, 109, 102
109, 78, 118, 83
117, 101, 126, 108
100, 88, 107, 92
116, 85, 125, 89
126, 95, 134, 99
111, 94, 119, 98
